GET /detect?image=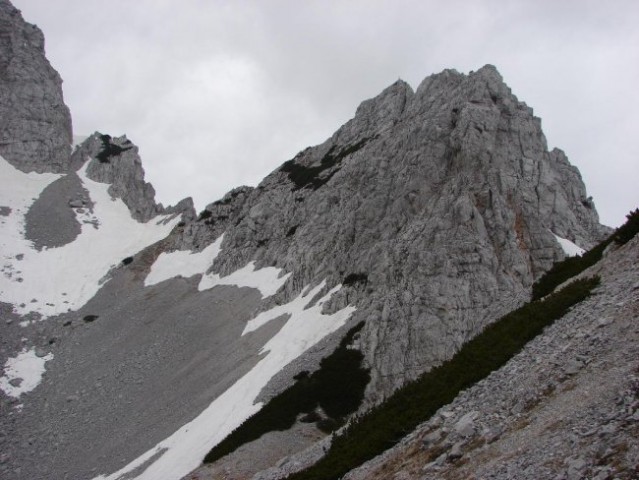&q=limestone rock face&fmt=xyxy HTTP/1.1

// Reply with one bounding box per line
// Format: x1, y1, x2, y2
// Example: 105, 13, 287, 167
182, 68, 615, 480
71, 132, 195, 222
0, 1, 193, 223
342, 237, 639, 480
180, 185, 255, 251
180, 64, 607, 402
0, 0, 72, 173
